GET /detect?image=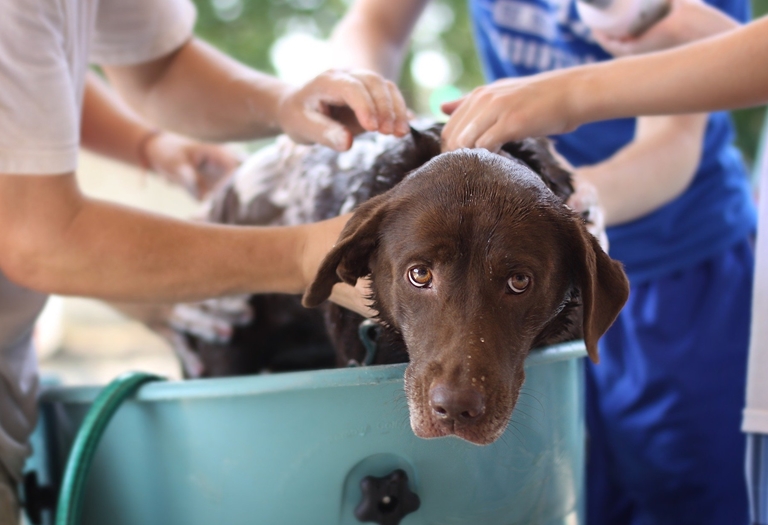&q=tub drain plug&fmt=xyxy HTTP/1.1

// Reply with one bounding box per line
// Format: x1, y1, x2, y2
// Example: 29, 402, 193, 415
354, 469, 420, 525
